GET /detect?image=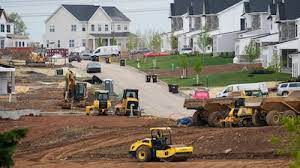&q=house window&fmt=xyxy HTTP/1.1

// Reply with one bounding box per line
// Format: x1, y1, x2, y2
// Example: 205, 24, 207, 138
0, 24, 4, 32
105, 24, 109, 31
15, 42, 18, 47
22, 42, 25, 47
240, 18, 246, 31
19, 42, 22, 47
0, 40, 4, 49
296, 25, 298, 37
91, 24, 95, 32
117, 25, 121, 31
6, 25, 11, 33
46, 40, 49, 48
69, 40, 75, 47
206, 15, 219, 31
58, 40, 60, 48
252, 15, 261, 30
82, 24, 86, 32
71, 25, 77, 31
82, 39, 86, 47
124, 25, 128, 31
50, 25, 55, 32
